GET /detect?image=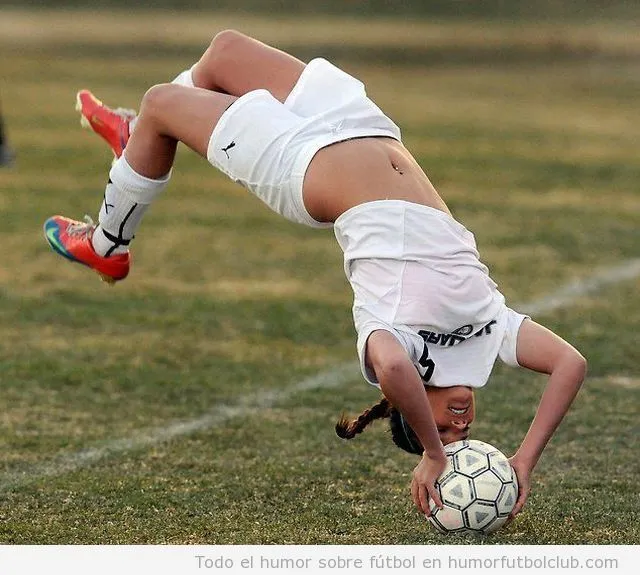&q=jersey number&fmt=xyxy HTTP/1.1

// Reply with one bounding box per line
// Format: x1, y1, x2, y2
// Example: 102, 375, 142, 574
418, 343, 435, 383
